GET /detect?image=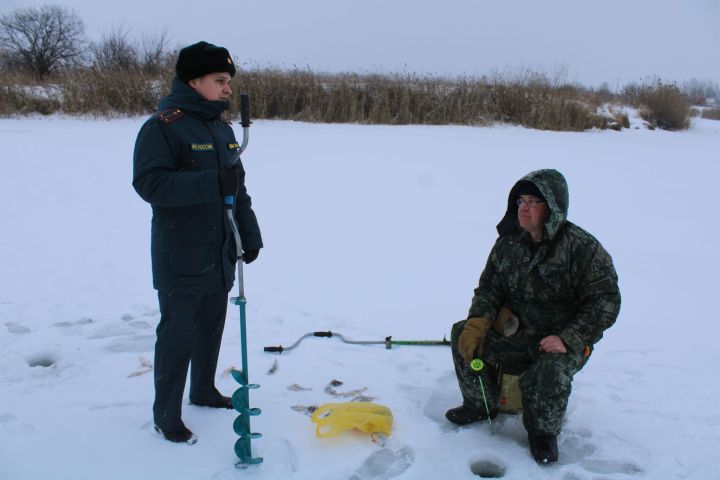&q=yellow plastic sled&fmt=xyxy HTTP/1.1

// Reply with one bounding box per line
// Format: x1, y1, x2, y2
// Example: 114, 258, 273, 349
310, 402, 393, 438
